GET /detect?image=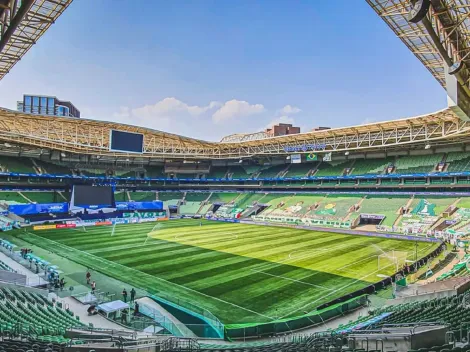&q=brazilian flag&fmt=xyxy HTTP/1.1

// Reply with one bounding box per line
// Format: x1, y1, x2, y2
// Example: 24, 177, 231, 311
306, 153, 317, 161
